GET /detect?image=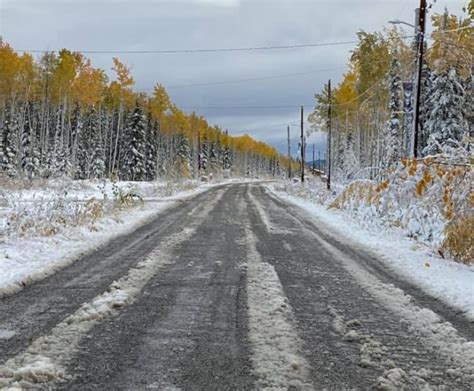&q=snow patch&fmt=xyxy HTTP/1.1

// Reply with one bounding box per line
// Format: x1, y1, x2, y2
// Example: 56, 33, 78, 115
0, 329, 16, 340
